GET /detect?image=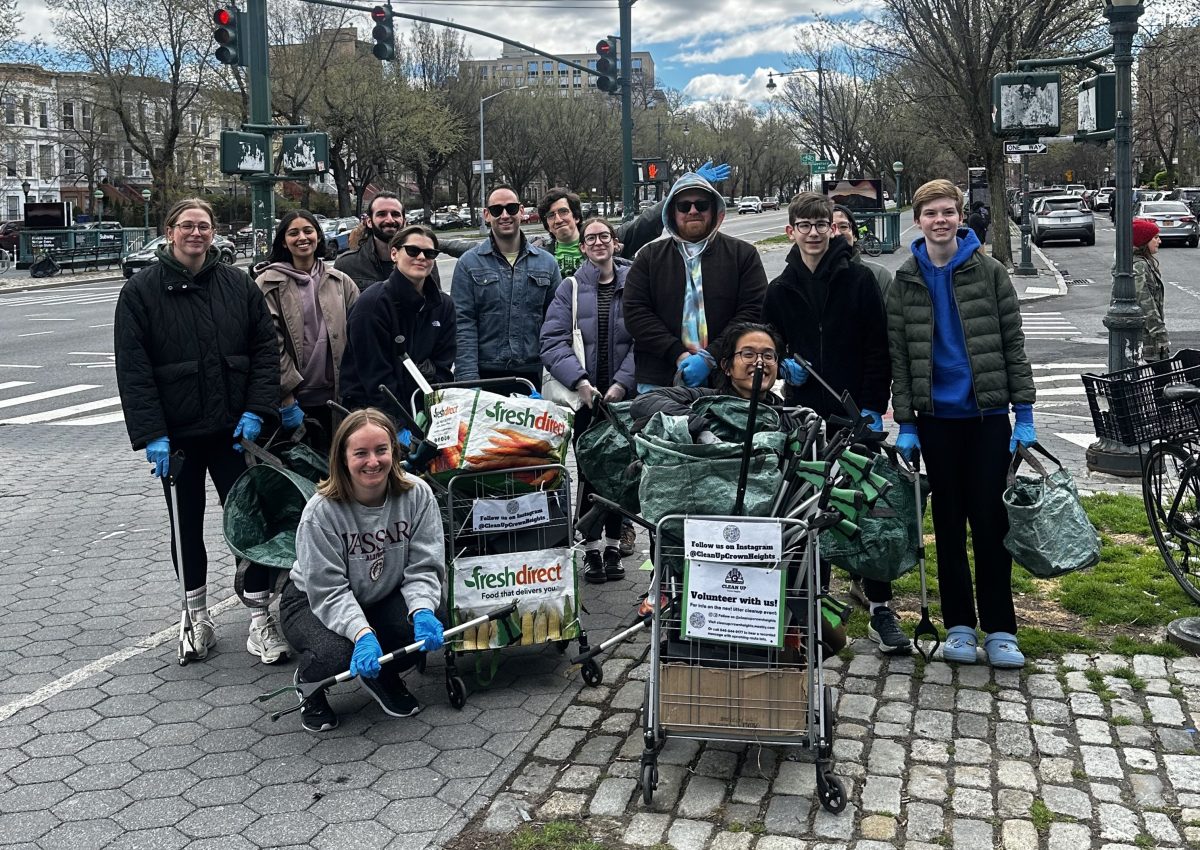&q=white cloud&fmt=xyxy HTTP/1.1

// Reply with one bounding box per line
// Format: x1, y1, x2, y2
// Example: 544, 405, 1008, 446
671, 21, 809, 66
682, 67, 778, 105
